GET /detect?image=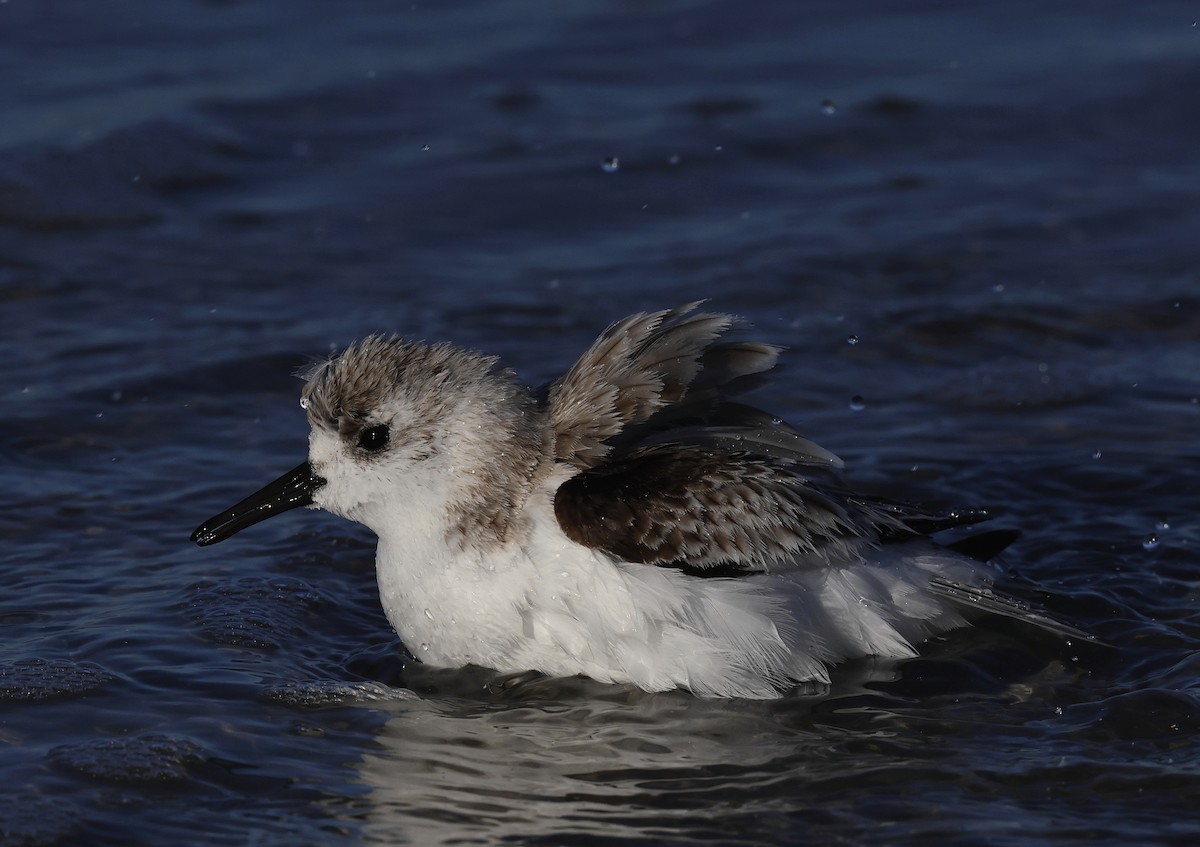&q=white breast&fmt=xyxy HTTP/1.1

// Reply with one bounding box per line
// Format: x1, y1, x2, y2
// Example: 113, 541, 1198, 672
369, 473, 992, 699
